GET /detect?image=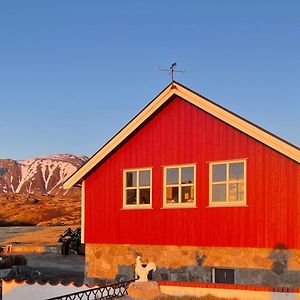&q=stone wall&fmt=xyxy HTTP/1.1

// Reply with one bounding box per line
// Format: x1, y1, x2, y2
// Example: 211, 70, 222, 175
85, 243, 300, 287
